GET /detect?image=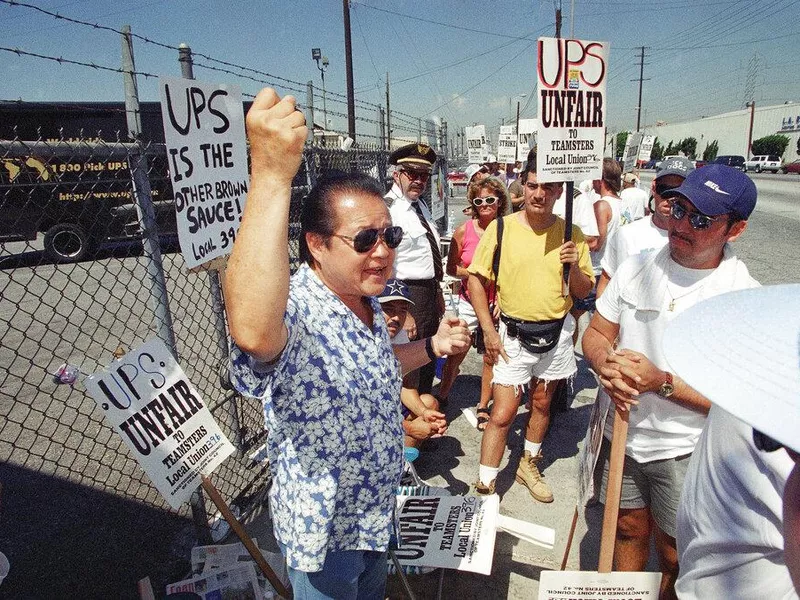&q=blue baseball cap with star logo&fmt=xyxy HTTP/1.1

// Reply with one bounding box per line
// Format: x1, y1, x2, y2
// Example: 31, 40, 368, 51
377, 279, 415, 305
